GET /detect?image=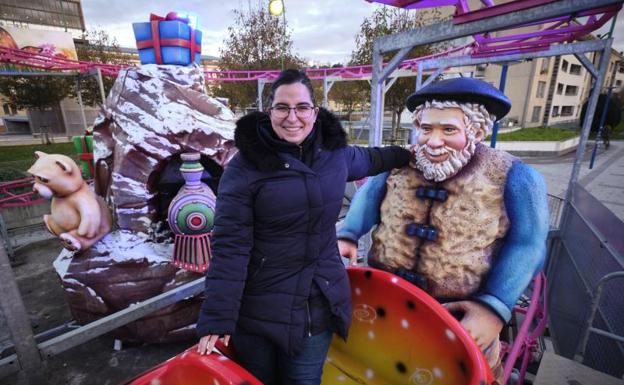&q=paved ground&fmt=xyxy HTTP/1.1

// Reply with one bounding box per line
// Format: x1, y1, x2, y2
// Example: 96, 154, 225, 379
1, 141, 623, 385
524, 140, 624, 221
3, 239, 189, 385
